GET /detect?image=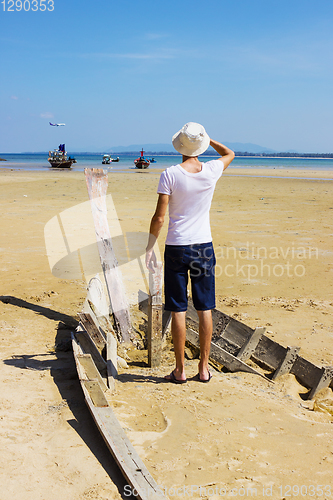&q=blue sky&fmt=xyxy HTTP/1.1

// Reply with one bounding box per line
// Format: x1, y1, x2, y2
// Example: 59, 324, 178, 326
1, 0, 333, 153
